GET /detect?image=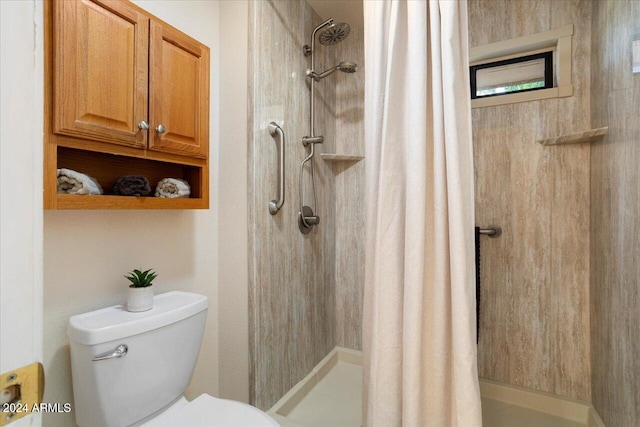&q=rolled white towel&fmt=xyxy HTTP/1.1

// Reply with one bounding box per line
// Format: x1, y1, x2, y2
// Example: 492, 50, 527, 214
57, 168, 103, 195
155, 178, 191, 198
